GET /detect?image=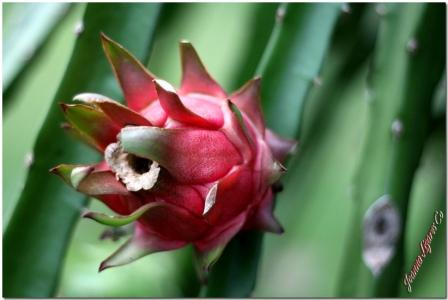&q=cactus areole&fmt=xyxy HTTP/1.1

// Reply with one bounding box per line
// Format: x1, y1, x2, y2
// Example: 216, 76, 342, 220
51, 33, 296, 277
